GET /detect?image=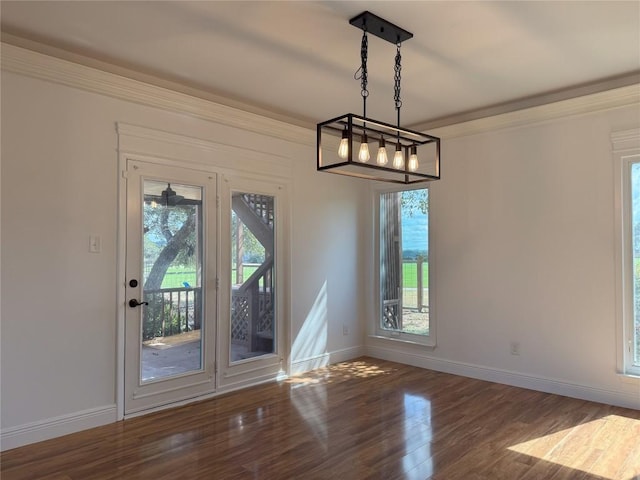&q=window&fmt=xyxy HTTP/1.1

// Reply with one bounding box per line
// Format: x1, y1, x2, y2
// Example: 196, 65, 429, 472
217, 175, 288, 388
230, 192, 276, 362
629, 163, 640, 372
376, 187, 434, 345
614, 129, 640, 376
